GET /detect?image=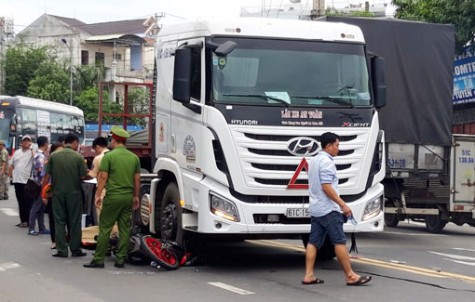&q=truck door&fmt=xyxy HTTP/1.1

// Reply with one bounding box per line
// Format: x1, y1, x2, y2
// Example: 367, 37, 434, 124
170, 38, 205, 172
451, 135, 475, 212
156, 40, 178, 156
